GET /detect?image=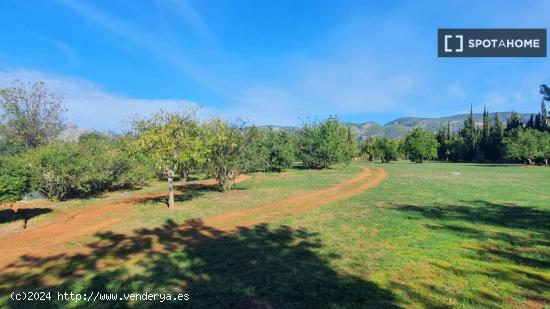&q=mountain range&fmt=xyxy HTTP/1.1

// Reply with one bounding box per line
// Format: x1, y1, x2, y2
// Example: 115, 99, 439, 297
343, 112, 532, 139
62, 112, 533, 141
